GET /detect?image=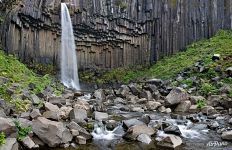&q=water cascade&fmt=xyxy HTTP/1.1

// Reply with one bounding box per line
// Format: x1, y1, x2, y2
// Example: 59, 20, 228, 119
60, 3, 80, 90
